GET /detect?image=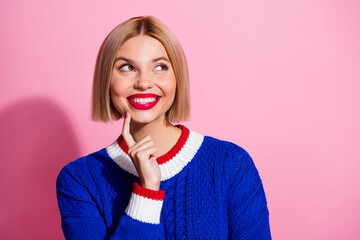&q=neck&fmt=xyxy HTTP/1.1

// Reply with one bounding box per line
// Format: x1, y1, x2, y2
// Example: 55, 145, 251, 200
128, 116, 182, 156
